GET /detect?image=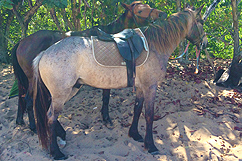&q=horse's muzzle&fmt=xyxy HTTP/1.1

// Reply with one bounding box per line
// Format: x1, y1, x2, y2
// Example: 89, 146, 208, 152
198, 35, 208, 50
